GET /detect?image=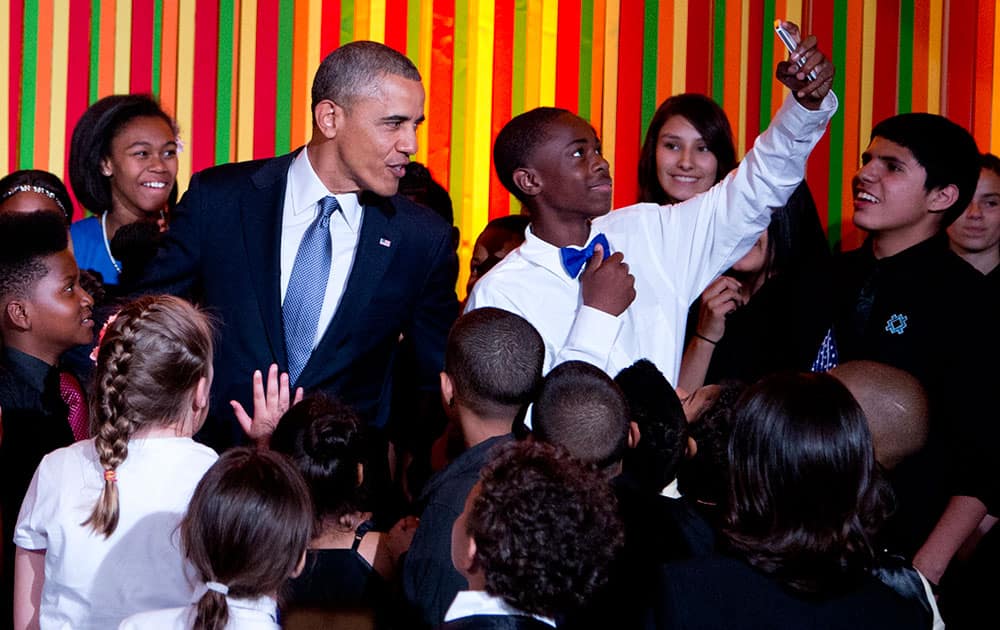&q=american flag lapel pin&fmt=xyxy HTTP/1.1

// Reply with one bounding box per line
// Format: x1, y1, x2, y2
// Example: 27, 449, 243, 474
379, 238, 392, 248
